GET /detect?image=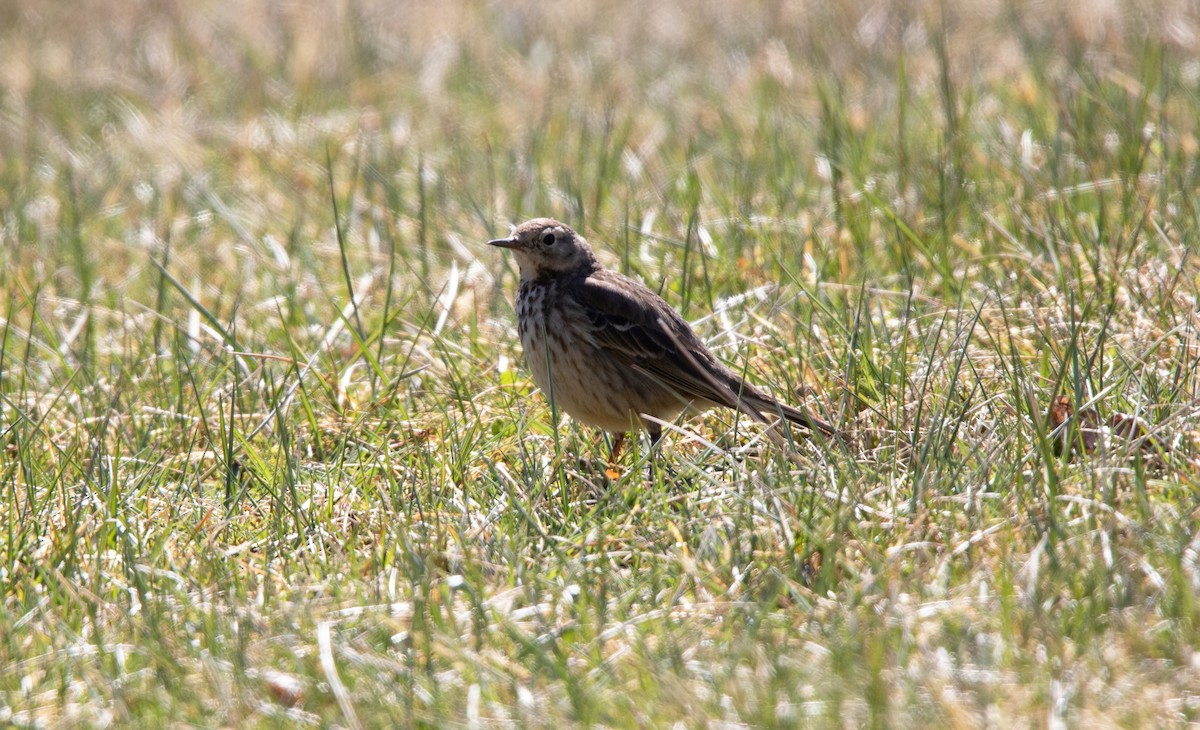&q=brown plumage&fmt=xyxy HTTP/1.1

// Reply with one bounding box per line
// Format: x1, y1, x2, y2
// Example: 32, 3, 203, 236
490, 218, 842, 460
